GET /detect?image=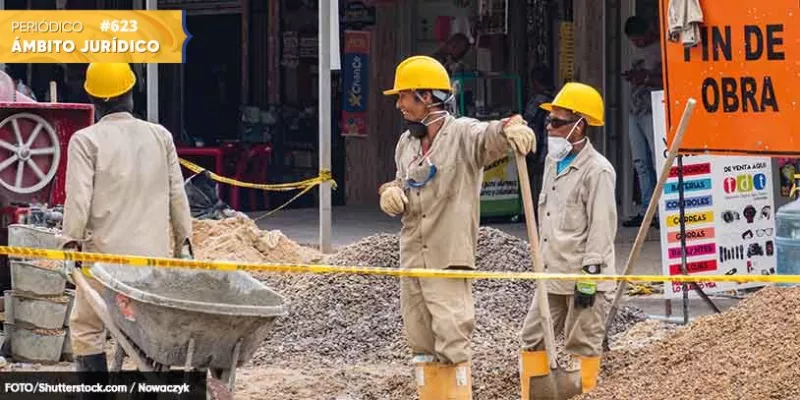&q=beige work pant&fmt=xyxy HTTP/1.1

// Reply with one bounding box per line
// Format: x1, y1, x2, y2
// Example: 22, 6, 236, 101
401, 276, 475, 364
520, 292, 611, 357
69, 276, 107, 356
